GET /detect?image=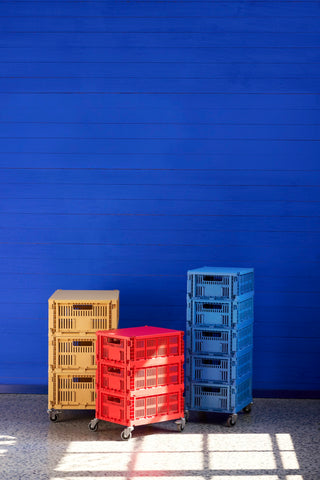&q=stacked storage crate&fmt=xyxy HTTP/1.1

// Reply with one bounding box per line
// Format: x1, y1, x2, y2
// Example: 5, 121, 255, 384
88, 326, 186, 439
48, 290, 119, 422
185, 267, 254, 426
